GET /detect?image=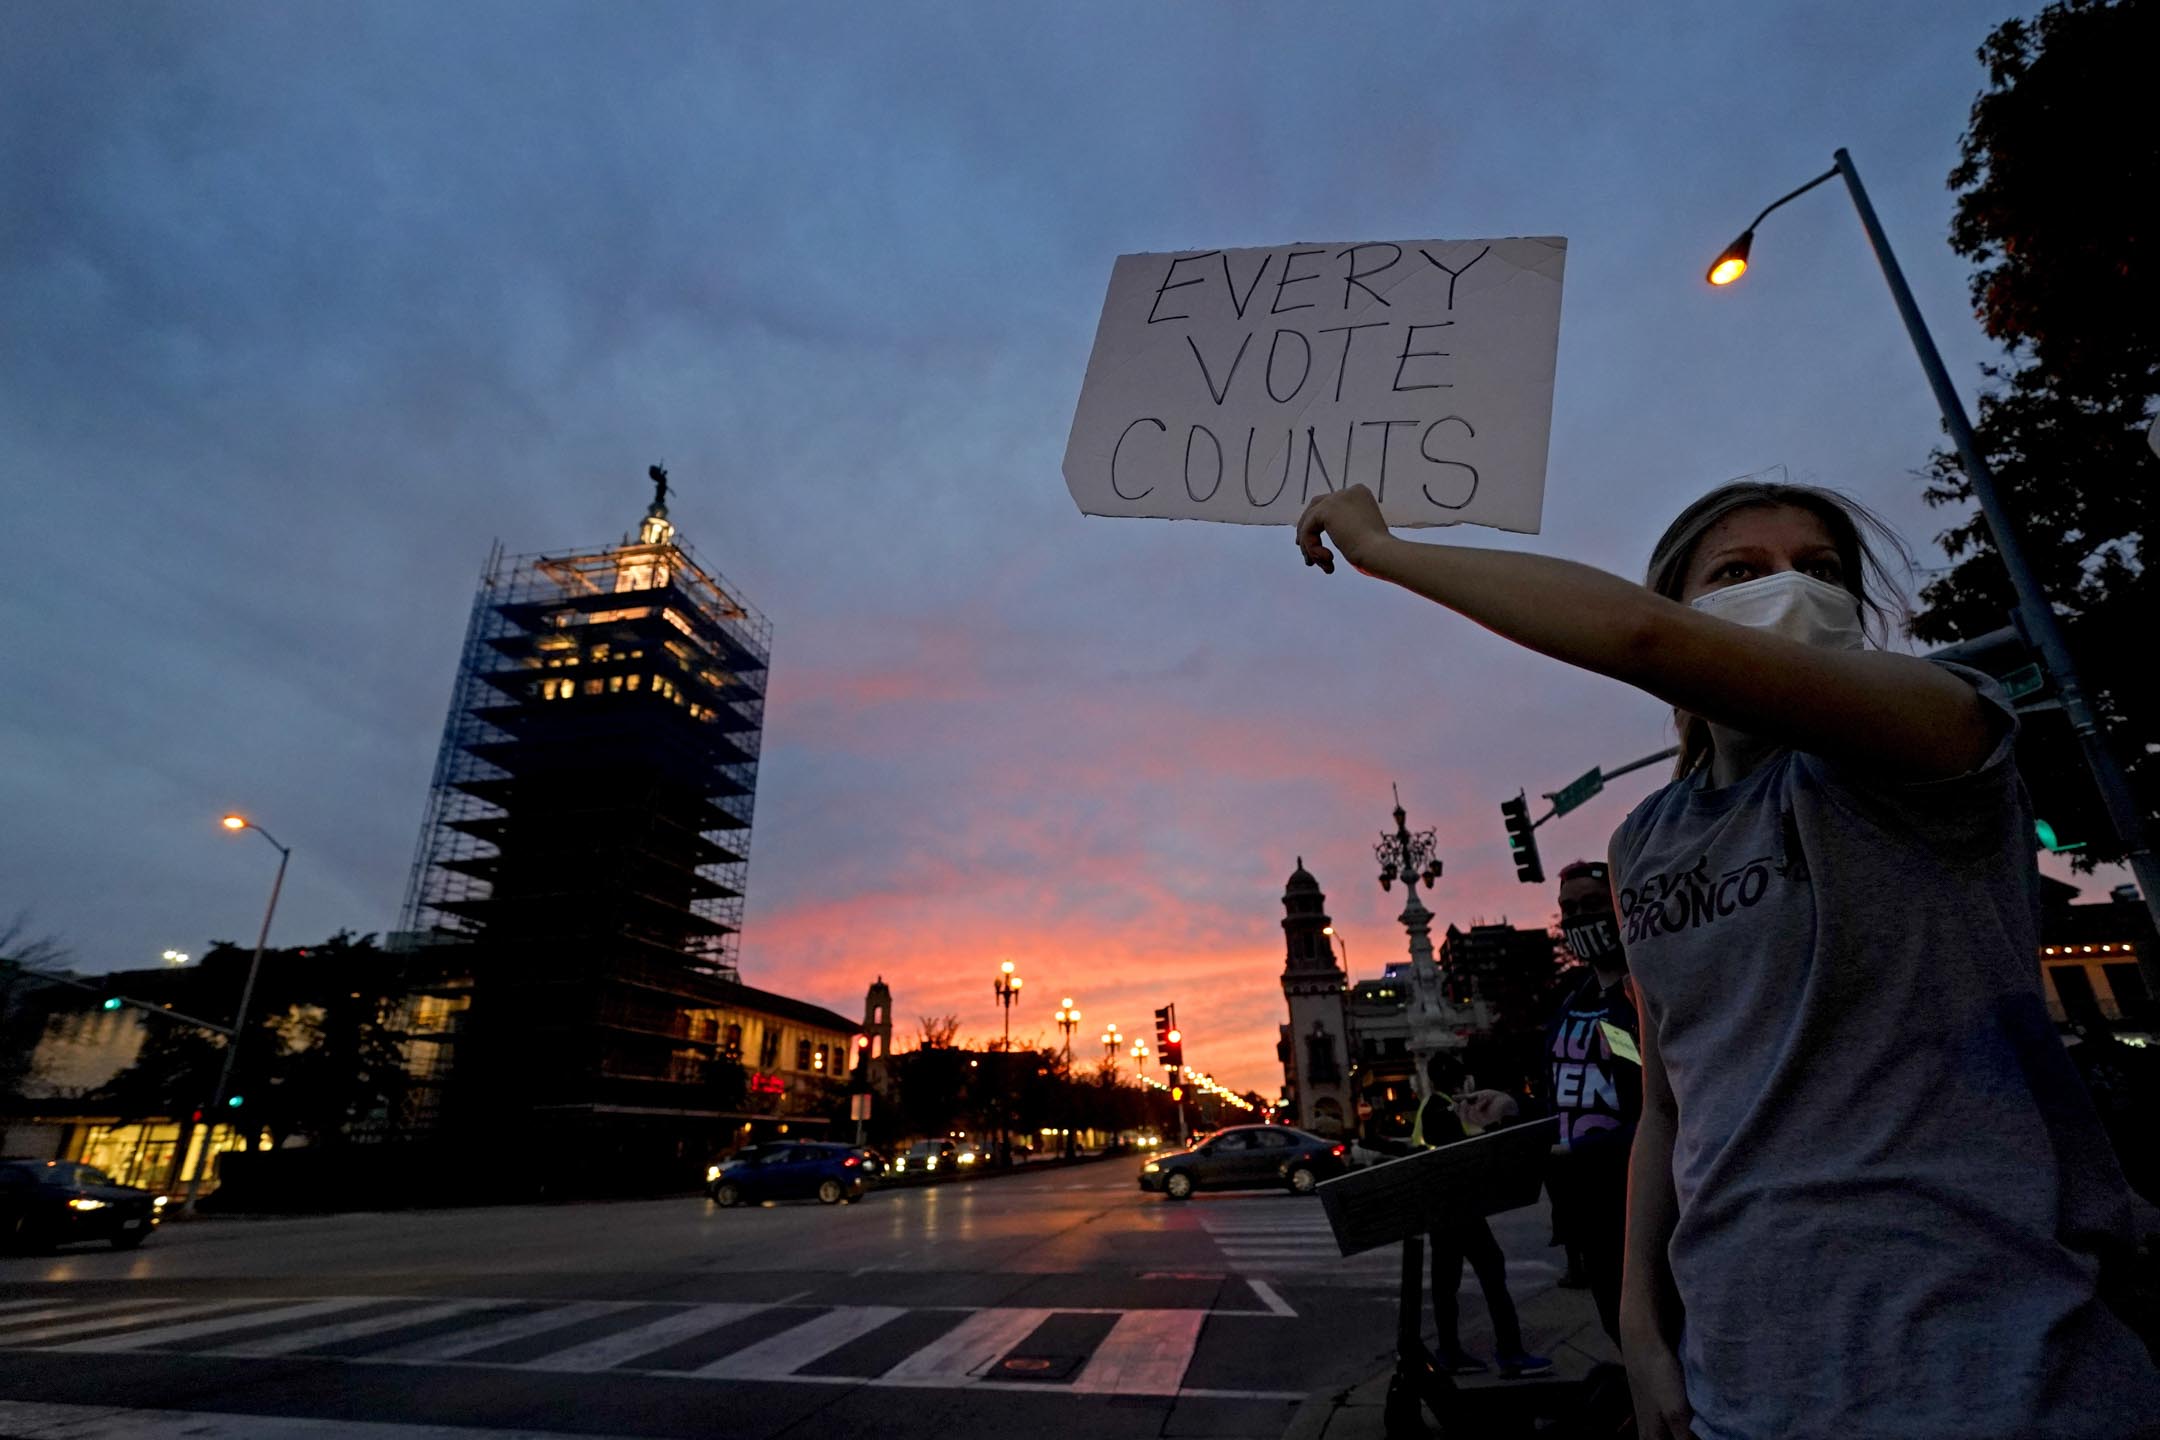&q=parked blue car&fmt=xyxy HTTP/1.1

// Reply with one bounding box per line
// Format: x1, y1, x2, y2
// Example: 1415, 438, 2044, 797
706, 1142, 871, 1207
